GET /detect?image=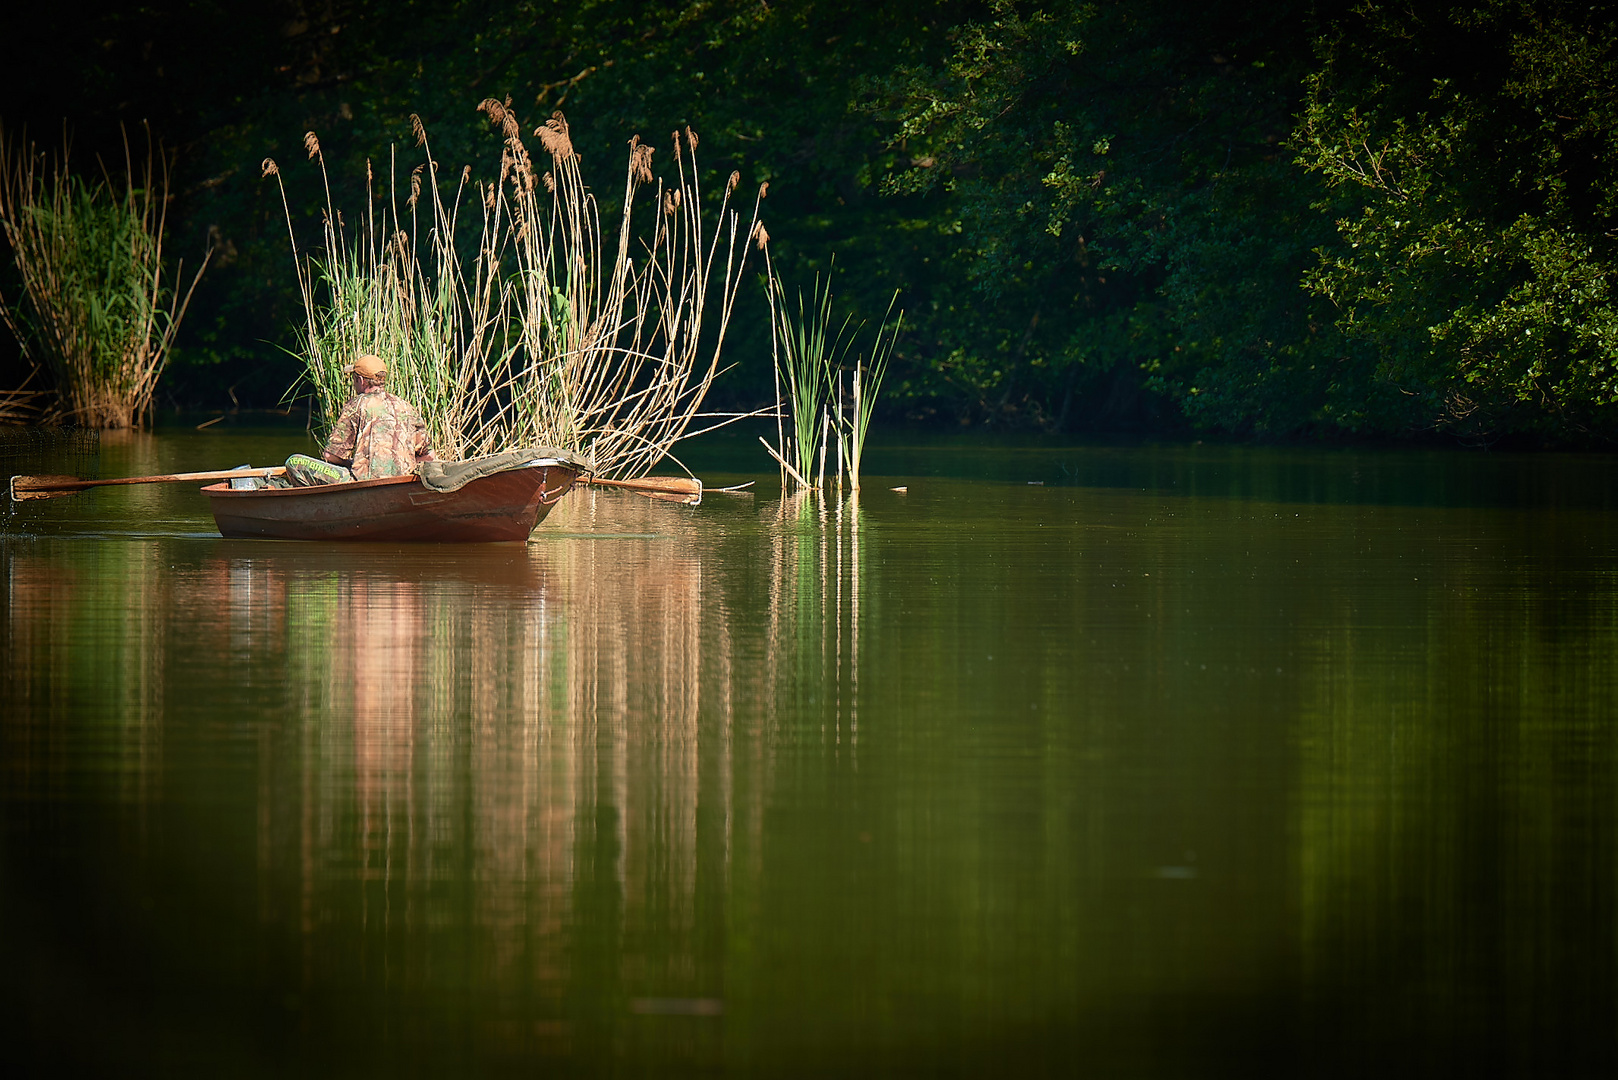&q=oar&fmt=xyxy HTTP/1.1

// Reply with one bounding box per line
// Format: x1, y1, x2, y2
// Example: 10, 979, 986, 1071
10, 467, 287, 502
580, 475, 703, 505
